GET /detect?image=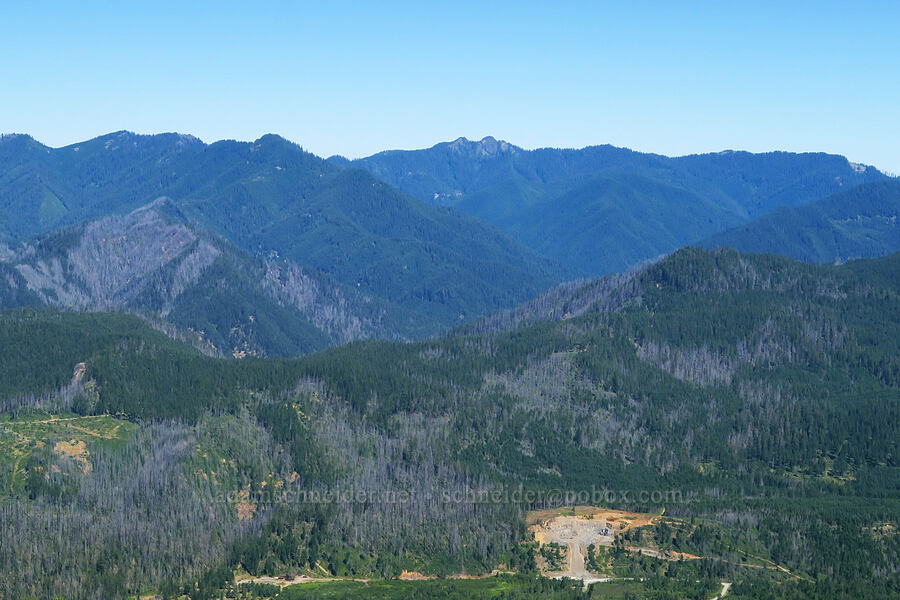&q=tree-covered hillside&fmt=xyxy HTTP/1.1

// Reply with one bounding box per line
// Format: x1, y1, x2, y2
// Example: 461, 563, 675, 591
340, 136, 889, 275
0, 132, 561, 330
503, 173, 742, 275
1, 248, 897, 598
702, 179, 900, 263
